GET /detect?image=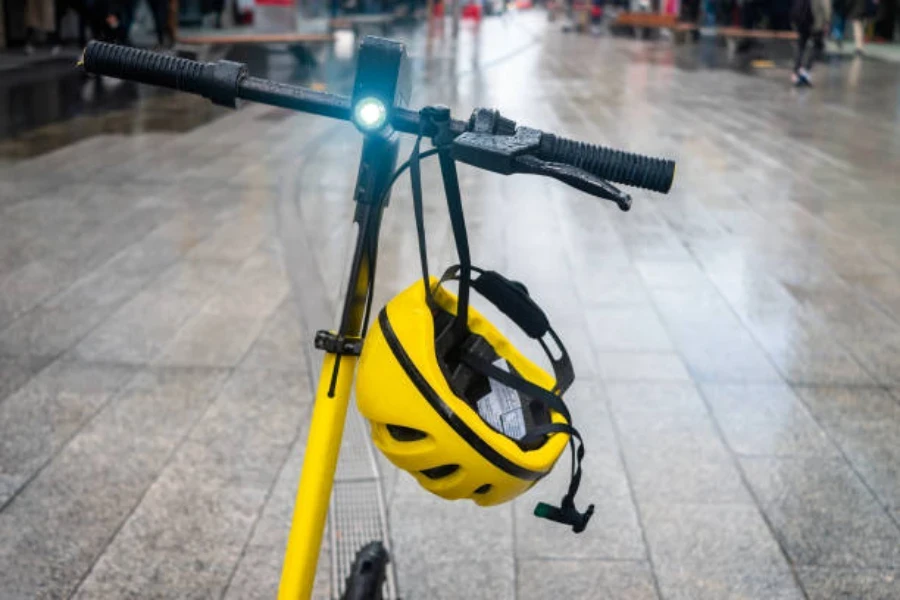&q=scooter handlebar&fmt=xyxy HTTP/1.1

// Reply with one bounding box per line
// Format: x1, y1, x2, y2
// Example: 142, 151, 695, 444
537, 133, 675, 194
80, 41, 676, 197
82, 40, 247, 108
